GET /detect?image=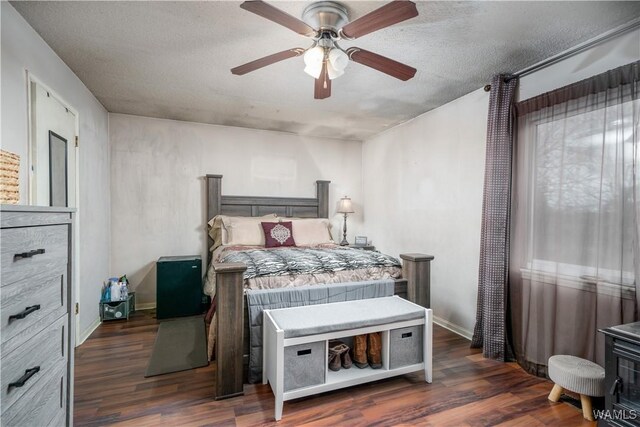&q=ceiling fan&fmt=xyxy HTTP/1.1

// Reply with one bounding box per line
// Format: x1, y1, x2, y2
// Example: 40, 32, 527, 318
230, 0, 419, 100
